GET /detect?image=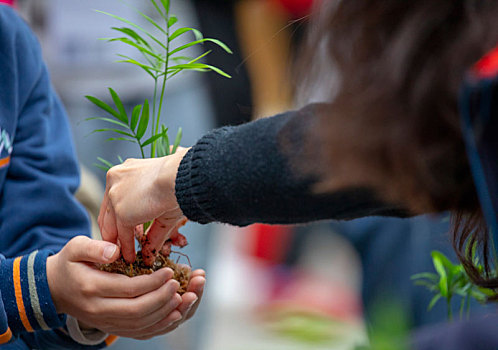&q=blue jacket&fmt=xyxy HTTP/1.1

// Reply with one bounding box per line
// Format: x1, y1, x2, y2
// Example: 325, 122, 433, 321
0, 5, 114, 349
